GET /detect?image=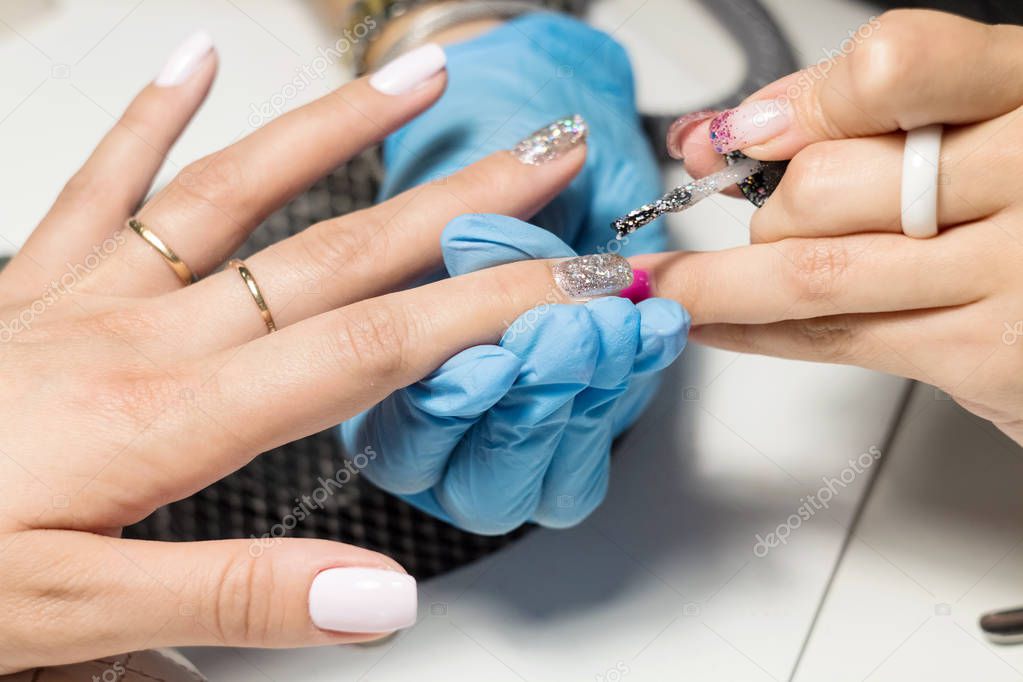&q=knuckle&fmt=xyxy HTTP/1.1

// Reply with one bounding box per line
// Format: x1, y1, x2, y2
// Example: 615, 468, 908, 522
332, 305, 415, 380
469, 161, 517, 199
207, 550, 277, 645
58, 169, 106, 210
81, 305, 166, 343
783, 238, 849, 300
847, 11, 923, 114
84, 368, 186, 434
795, 315, 861, 363
759, 144, 832, 231
298, 213, 385, 288
177, 154, 249, 213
